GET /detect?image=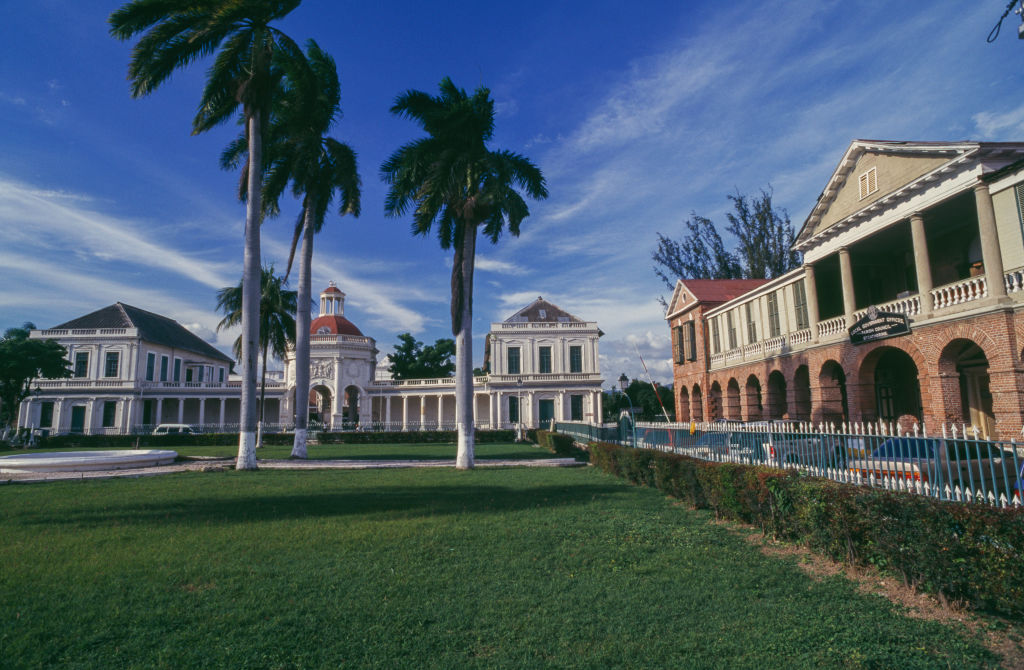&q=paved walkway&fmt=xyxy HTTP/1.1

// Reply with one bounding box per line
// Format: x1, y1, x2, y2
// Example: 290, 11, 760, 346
1, 457, 584, 484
